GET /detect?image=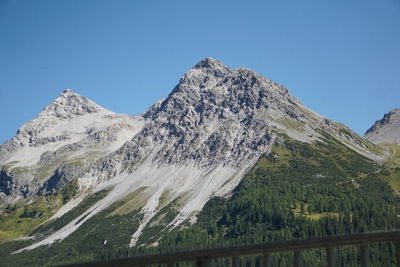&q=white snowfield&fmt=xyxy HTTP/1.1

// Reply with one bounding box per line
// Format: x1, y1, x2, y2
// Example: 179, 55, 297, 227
15, 160, 254, 252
